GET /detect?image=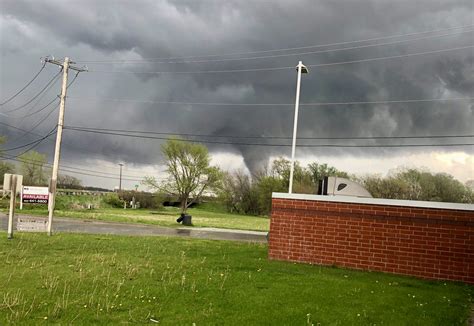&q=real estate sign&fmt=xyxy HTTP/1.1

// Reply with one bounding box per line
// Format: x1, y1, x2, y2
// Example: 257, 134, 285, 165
22, 186, 49, 204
